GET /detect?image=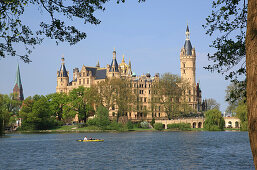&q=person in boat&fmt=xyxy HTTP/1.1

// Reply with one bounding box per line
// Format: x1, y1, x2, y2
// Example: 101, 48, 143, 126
83, 136, 88, 141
